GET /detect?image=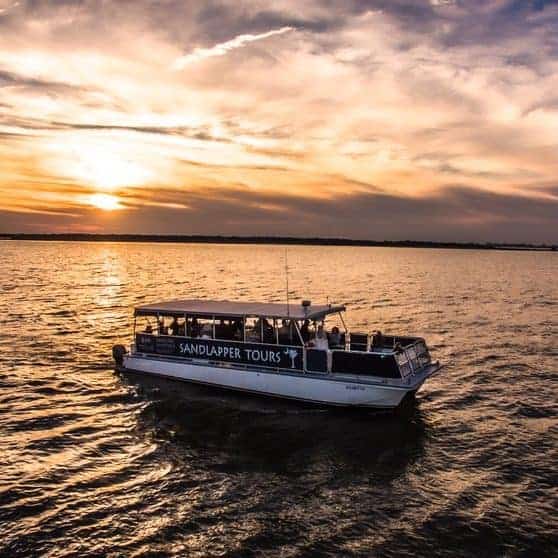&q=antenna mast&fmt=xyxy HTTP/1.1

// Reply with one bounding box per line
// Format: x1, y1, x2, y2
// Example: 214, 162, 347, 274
285, 247, 290, 317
